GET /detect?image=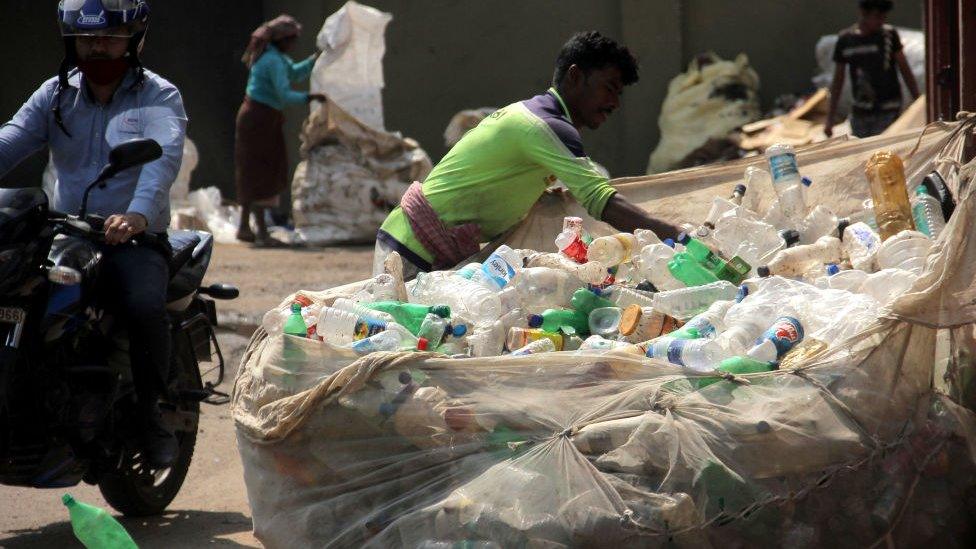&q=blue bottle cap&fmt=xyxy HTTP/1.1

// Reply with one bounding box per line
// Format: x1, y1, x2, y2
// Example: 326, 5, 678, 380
735, 284, 750, 302
826, 263, 840, 276
801, 176, 813, 187
663, 238, 676, 248
451, 324, 468, 337
528, 314, 543, 328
